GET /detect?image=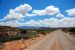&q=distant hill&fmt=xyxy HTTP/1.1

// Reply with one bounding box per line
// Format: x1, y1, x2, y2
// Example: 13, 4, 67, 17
0, 26, 18, 29
18, 26, 51, 30
0, 26, 51, 30
0, 25, 75, 30
18, 26, 39, 29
